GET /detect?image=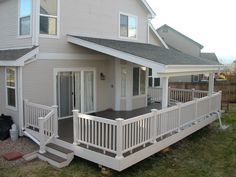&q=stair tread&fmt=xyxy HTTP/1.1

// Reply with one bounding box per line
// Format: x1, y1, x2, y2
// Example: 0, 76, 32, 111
46, 143, 74, 154
38, 152, 67, 163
